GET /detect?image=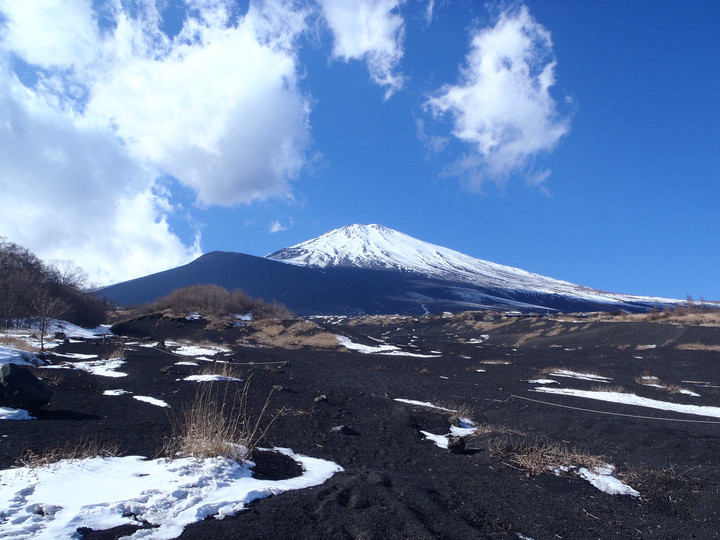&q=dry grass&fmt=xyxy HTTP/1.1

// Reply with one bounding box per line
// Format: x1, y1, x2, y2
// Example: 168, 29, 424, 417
16, 436, 120, 468
0, 333, 40, 353
165, 376, 282, 461
198, 361, 241, 379
675, 342, 720, 352
490, 439, 606, 476
242, 320, 340, 349
590, 384, 626, 393
100, 346, 126, 360
635, 375, 696, 395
